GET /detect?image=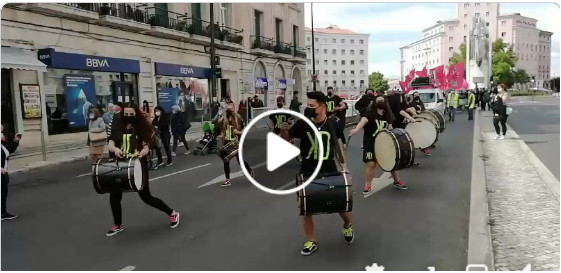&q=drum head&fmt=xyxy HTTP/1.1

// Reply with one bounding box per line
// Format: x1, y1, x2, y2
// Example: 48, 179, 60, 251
418, 112, 439, 129
405, 117, 438, 149
374, 130, 397, 172
133, 158, 144, 190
